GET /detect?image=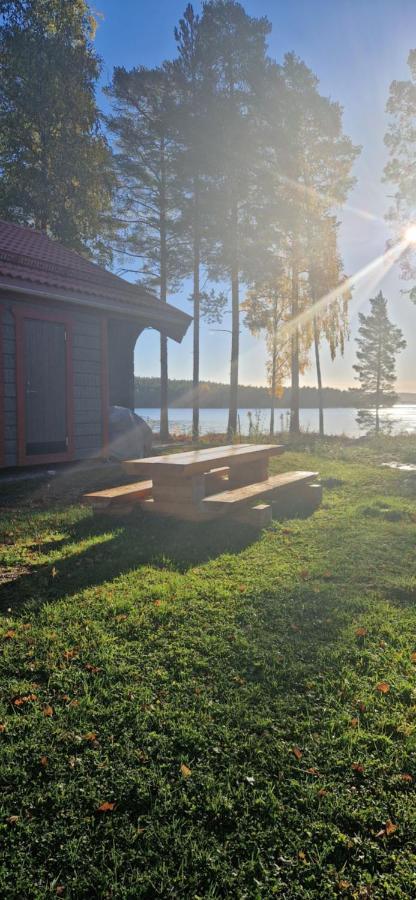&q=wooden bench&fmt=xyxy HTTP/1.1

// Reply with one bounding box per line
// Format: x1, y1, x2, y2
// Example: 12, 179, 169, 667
83, 480, 153, 514
201, 471, 319, 512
